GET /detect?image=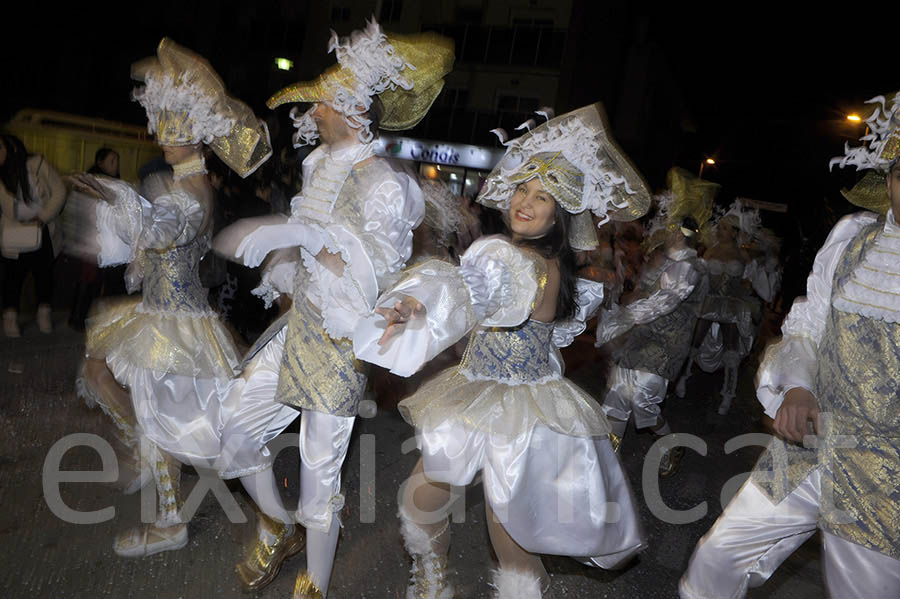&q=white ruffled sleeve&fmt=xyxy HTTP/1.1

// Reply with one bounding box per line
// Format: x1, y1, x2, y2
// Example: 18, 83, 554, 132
94, 178, 148, 267
305, 169, 425, 339
755, 212, 875, 418
353, 236, 539, 376
552, 278, 605, 348
596, 258, 701, 345
138, 191, 205, 250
